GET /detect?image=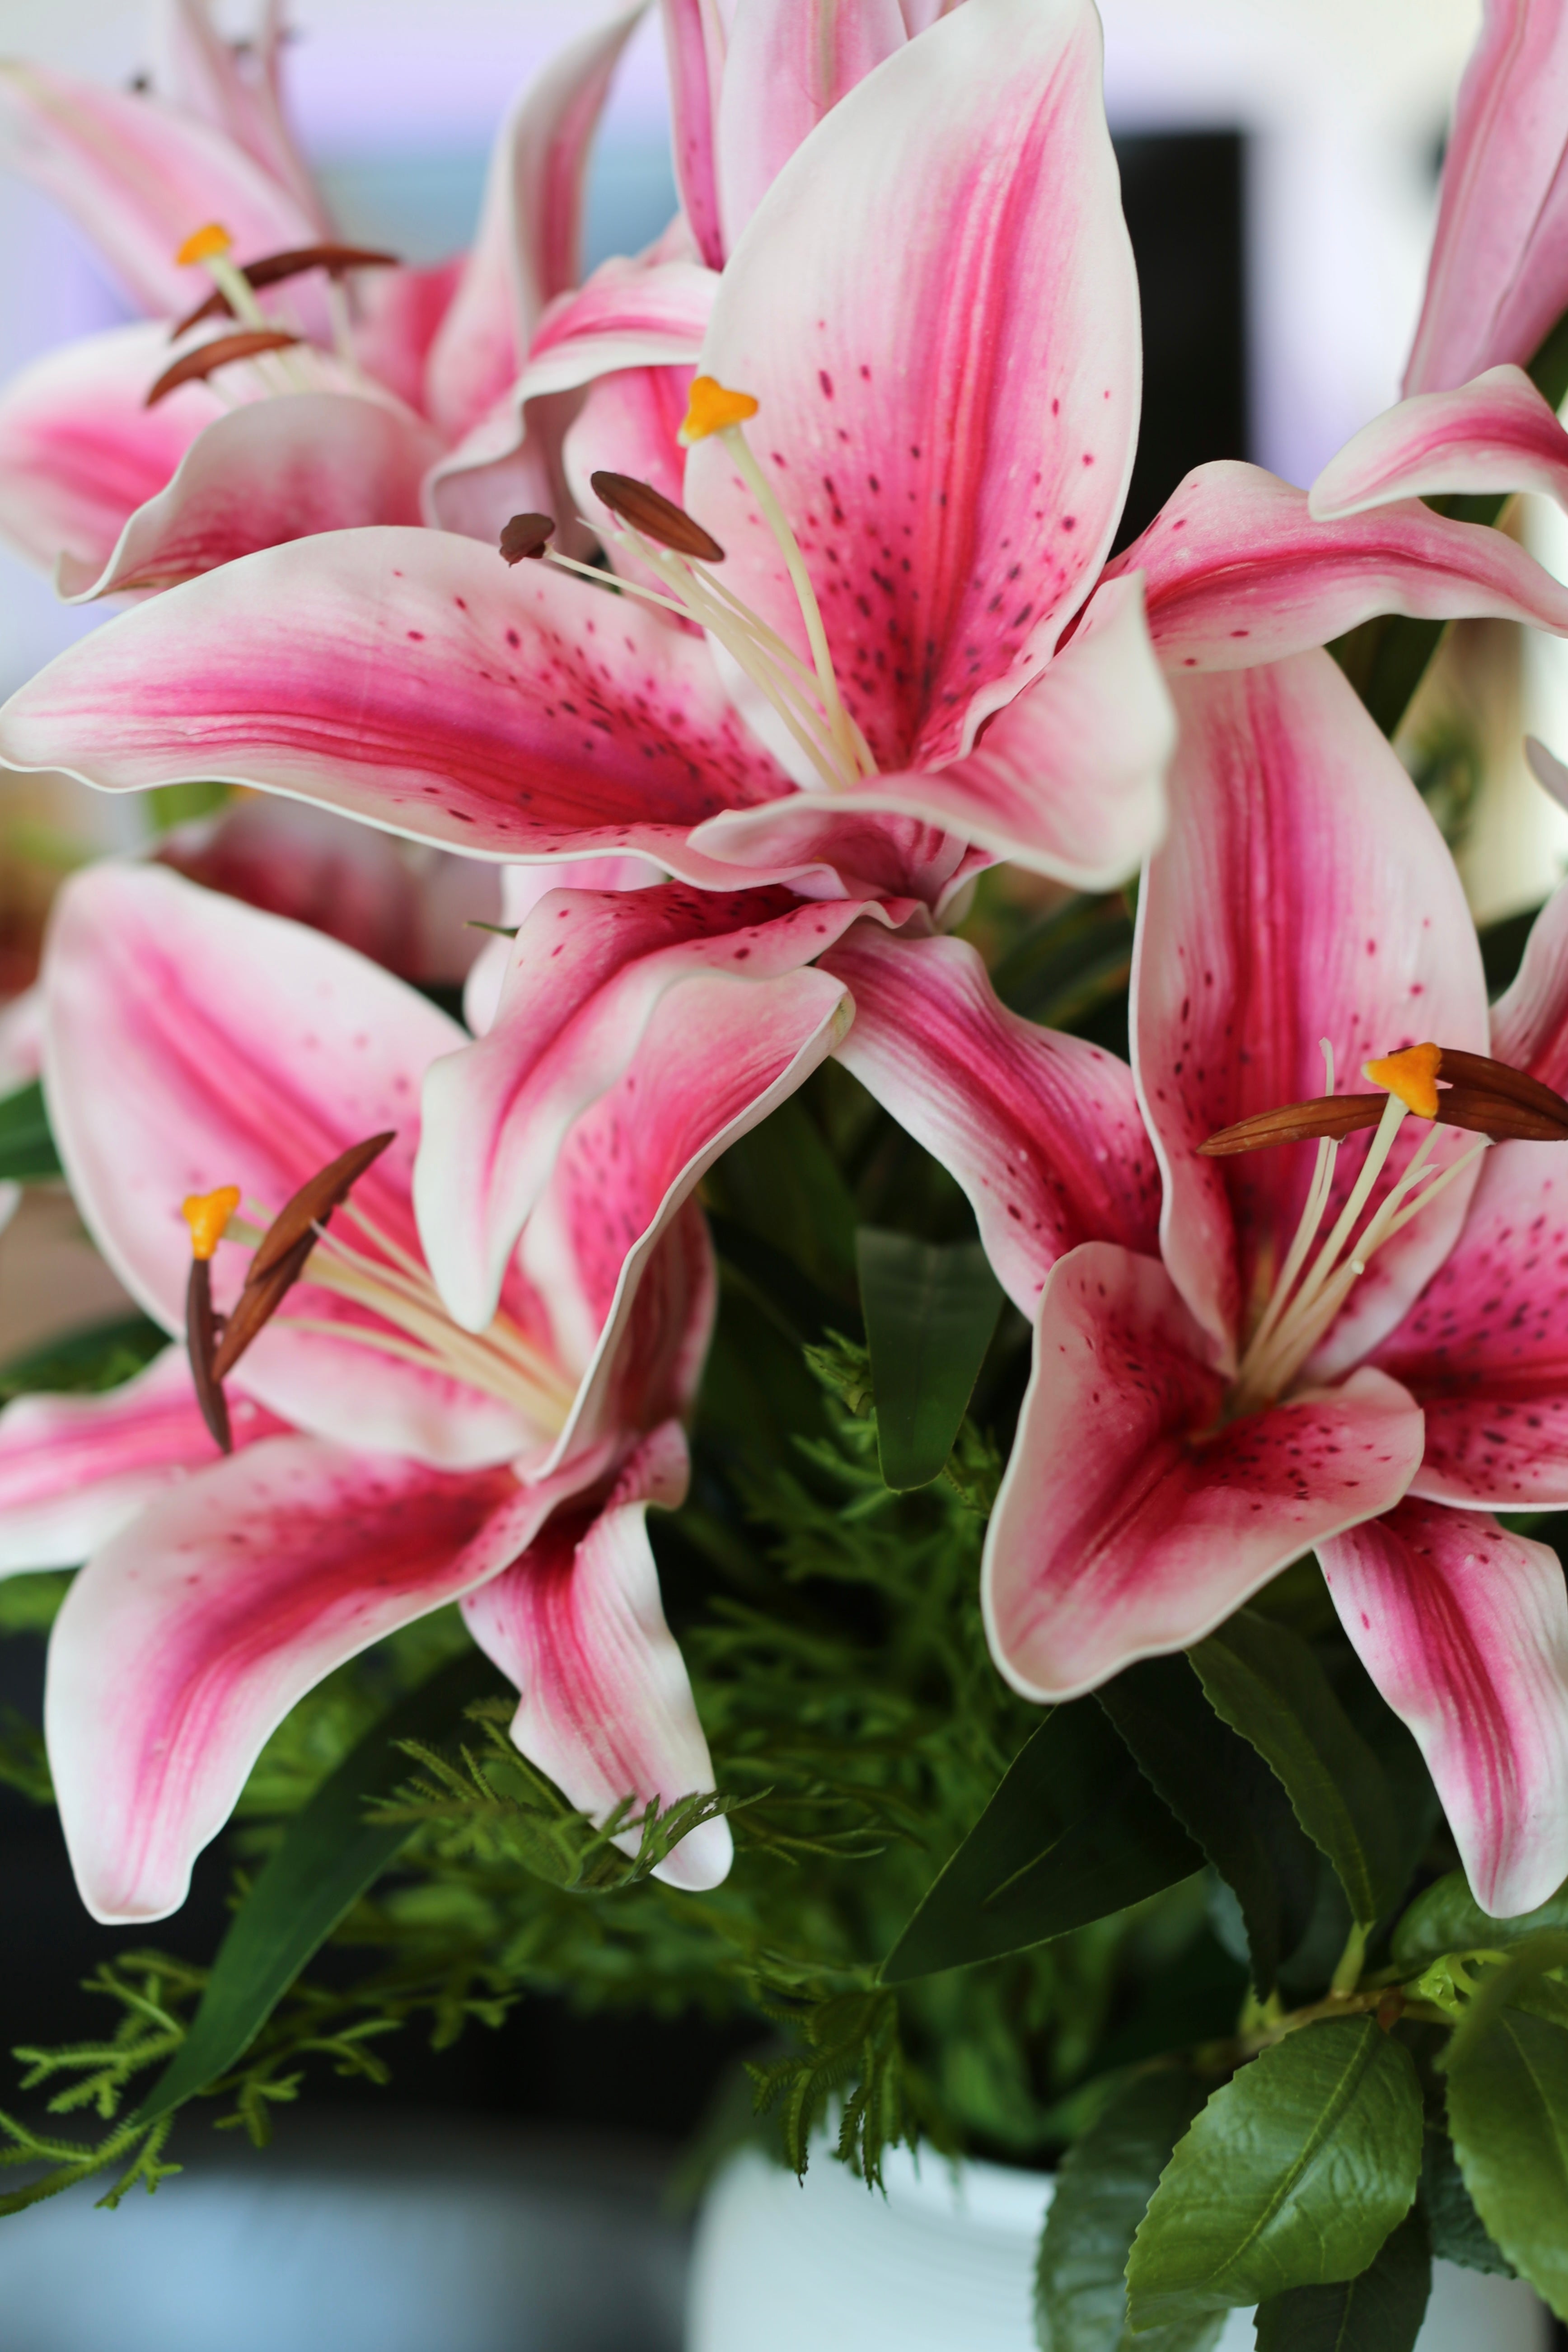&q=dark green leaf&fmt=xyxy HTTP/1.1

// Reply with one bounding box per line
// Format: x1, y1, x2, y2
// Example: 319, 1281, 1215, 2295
1125, 2018, 1424, 2327
708, 1211, 851, 1350
1191, 1612, 1404, 1927
990, 893, 1133, 1029
1097, 1656, 1319, 1998
0, 1313, 166, 1405
1421, 2129, 1515, 2277
857, 1228, 1002, 1490
709, 1096, 859, 1297
133, 1648, 503, 2127
1035, 2066, 1222, 2352
1392, 1867, 1568, 1973
880, 1703, 1202, 1982
1252, 2205, 1431, 2352
0, 1081, 61, 1181
1446, 2005, 1568, 2319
